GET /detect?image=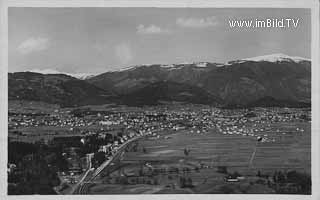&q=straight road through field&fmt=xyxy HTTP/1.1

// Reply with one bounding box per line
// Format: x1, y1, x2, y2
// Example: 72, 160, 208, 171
249, 141, 258, 168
